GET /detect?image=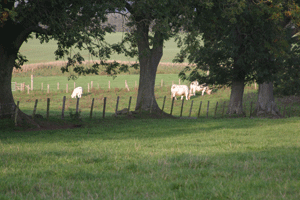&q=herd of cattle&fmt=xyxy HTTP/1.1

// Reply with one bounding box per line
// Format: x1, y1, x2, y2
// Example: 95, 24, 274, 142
171, 80, 212, 100
71, 81, 212, 100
